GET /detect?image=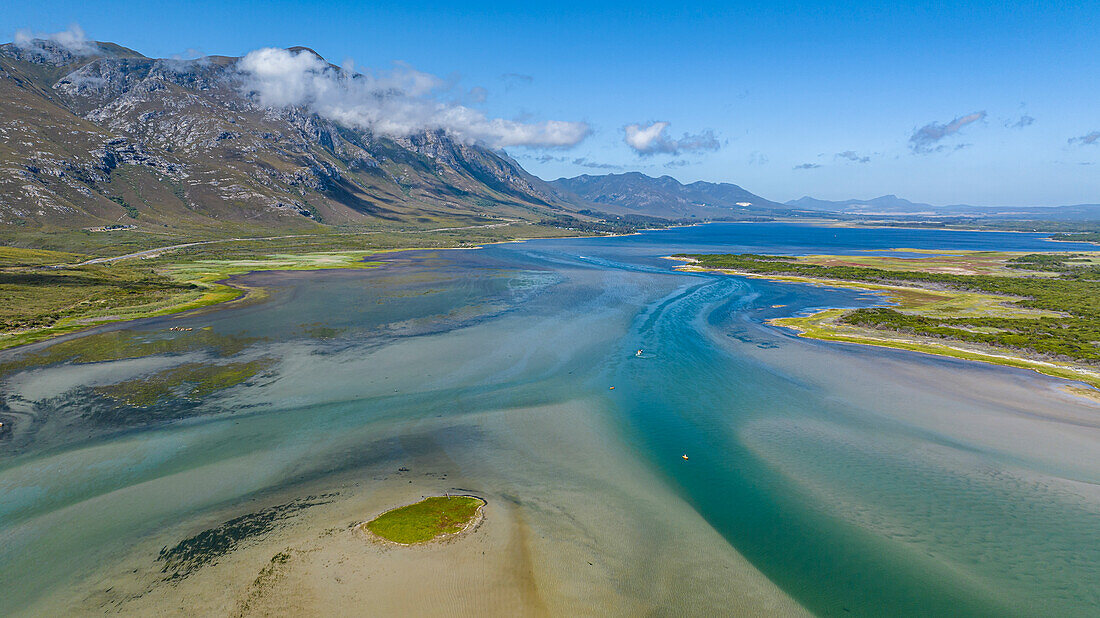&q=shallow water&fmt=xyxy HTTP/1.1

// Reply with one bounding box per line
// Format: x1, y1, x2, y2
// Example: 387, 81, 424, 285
1, 223, 1099, 615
